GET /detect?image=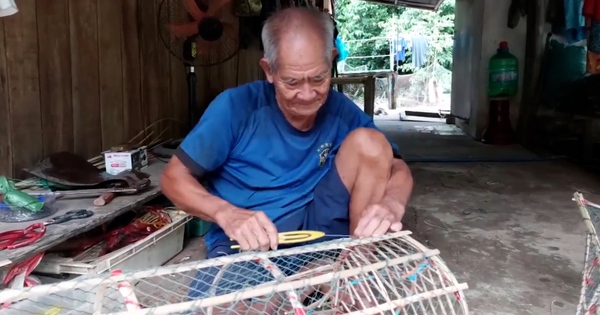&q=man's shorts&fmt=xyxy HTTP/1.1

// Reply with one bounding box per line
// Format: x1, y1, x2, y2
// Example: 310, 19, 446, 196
187, 160, 350, 301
